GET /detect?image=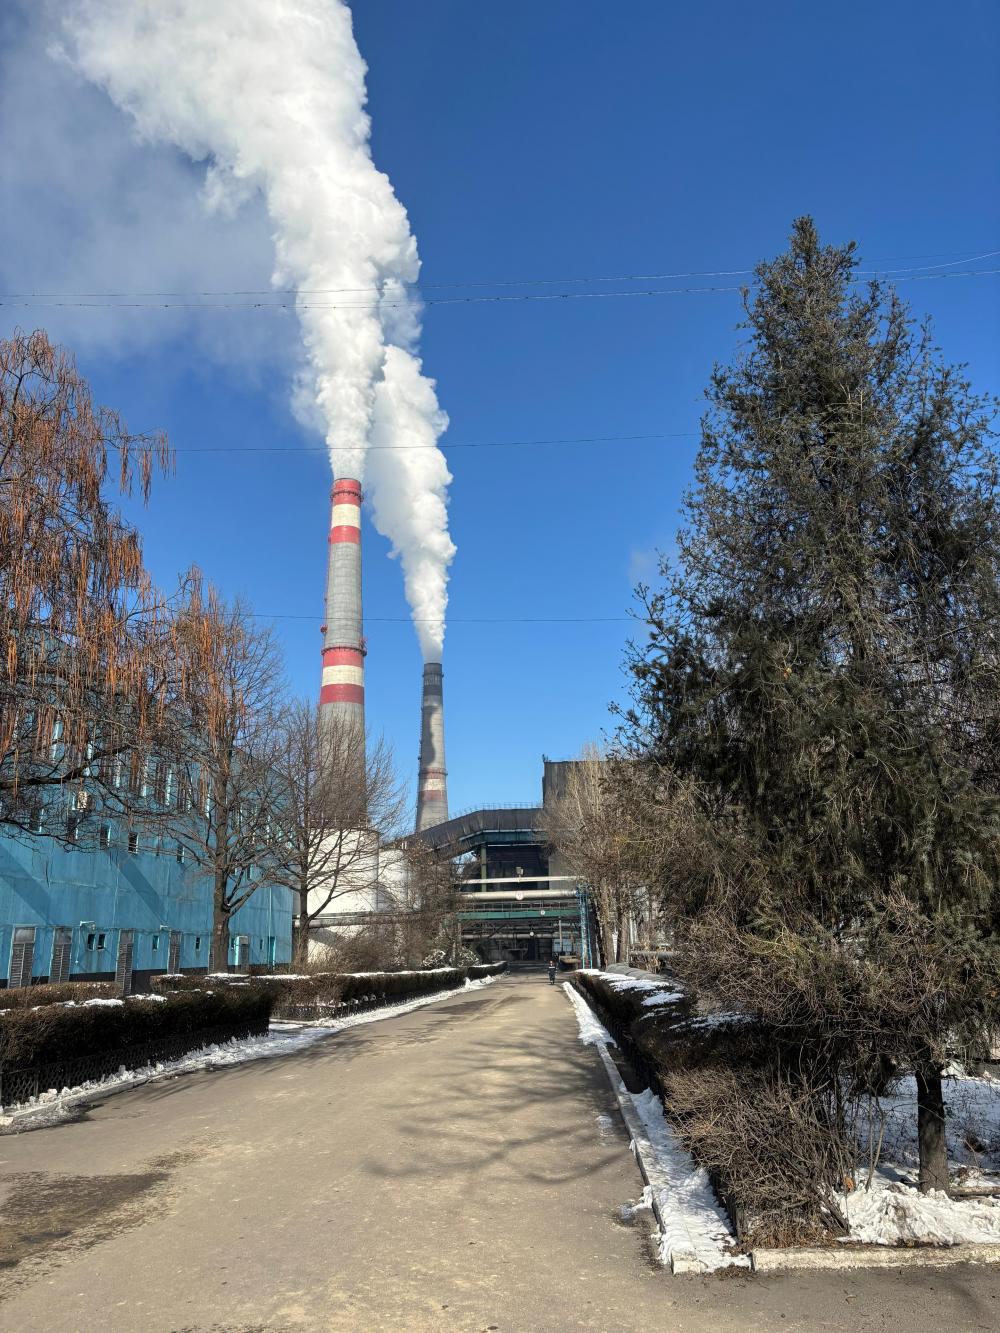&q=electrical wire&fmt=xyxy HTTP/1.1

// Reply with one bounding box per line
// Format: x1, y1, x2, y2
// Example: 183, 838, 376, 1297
168, 430, 698, 454
2, 246, 996, 301
251, 613, 635, 624
3, 265, 999, 310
